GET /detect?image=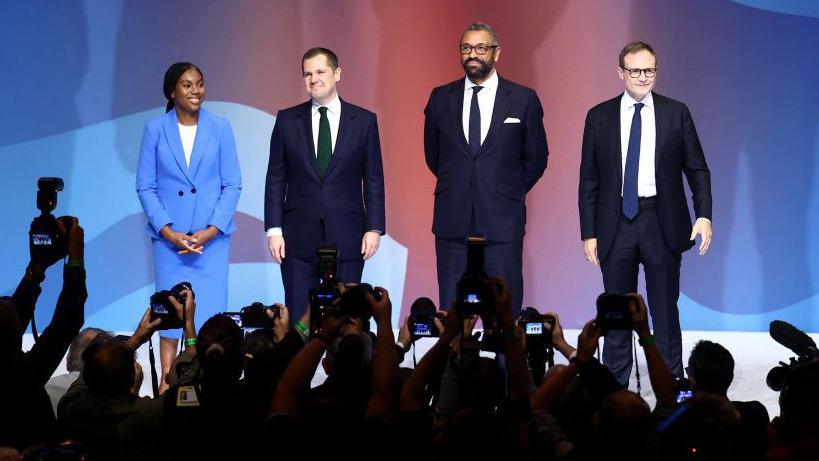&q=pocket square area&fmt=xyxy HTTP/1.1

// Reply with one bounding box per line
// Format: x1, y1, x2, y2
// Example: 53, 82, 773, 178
503, 117, 521, 123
